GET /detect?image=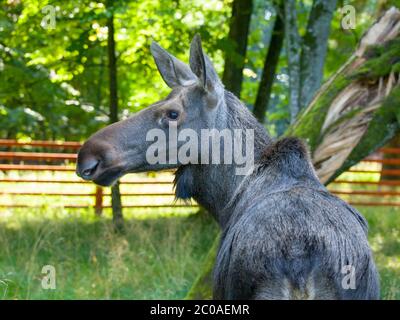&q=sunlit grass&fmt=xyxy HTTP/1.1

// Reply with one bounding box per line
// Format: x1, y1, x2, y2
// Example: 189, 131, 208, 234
0, 169, 399, 299
361, 206, 400, 299
0, 206, 398, 299
0, 208, 218, 299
